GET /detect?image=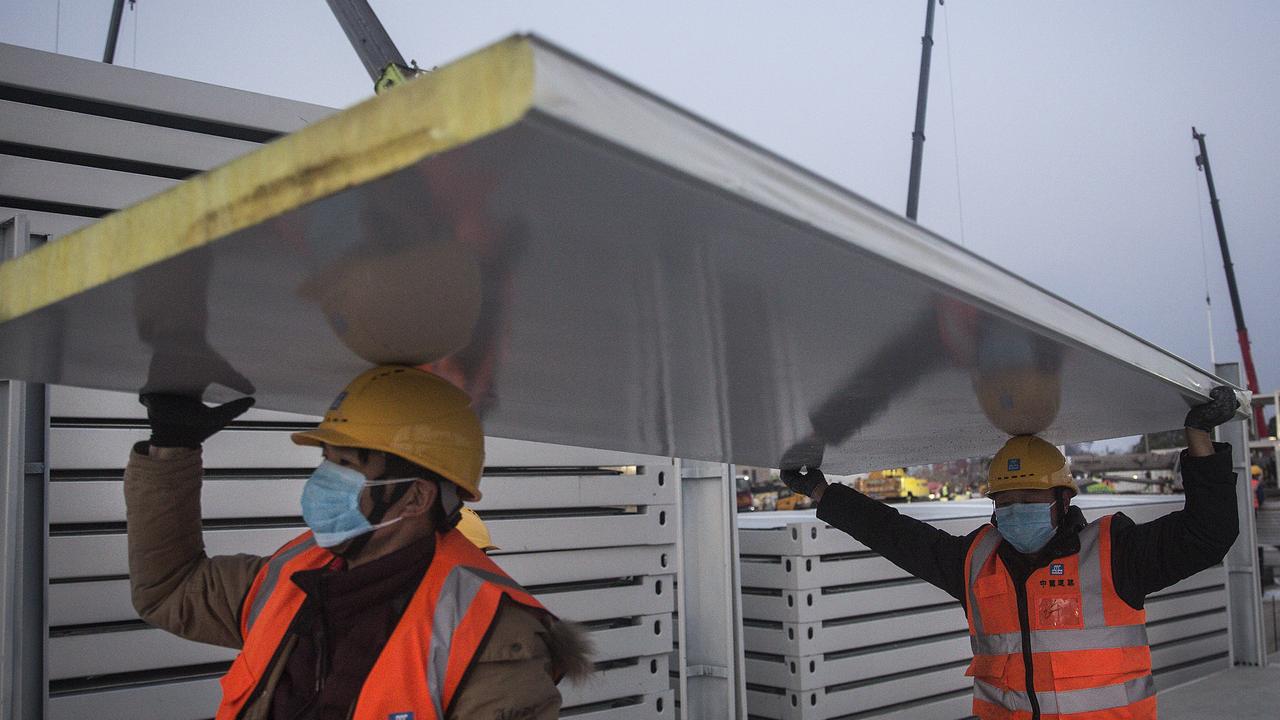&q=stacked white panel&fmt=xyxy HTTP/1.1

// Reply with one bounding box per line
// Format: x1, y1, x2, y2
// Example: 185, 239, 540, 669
737, 497, 1230, 720
46, 387, 675, 719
